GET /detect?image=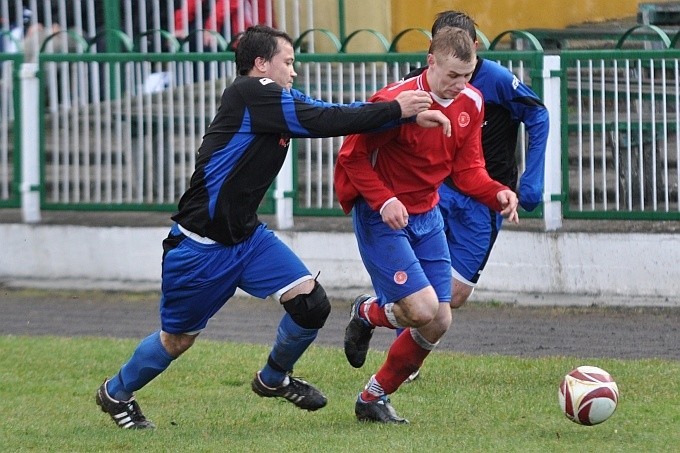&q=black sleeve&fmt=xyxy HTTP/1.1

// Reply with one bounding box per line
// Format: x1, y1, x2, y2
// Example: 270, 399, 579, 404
241, 78, 403, 138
